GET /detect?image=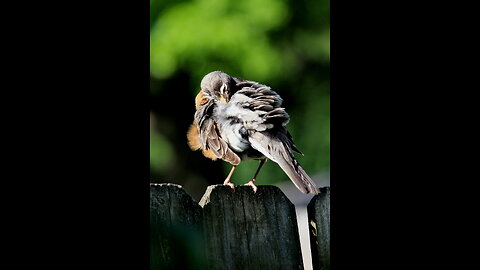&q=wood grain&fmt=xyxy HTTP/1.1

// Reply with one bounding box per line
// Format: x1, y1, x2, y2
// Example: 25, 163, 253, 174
200, 185, 304, 270
307, 187, 330, 270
